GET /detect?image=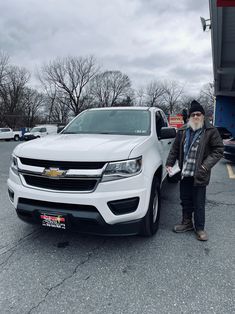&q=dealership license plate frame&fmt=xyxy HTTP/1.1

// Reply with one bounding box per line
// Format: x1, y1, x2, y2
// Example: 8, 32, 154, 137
40, 212, 67, 230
